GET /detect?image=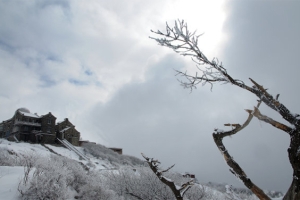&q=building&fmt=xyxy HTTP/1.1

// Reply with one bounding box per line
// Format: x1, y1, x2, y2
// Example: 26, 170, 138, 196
56, 118, 80, 146
109, 147, 123, 154
0, 108, 80, 146
182, 172, 195, 179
